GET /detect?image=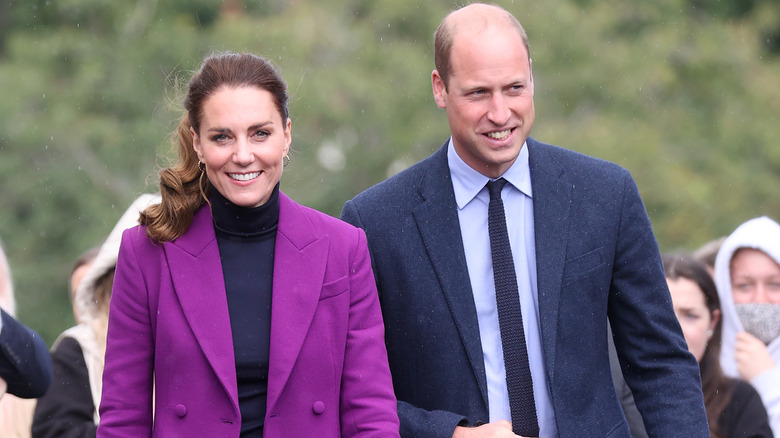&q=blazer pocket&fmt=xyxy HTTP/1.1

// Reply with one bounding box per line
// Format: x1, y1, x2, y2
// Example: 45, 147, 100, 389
319, 275, 349, 300
562, 246, 607, 282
